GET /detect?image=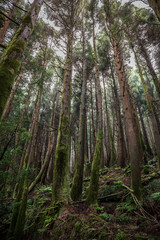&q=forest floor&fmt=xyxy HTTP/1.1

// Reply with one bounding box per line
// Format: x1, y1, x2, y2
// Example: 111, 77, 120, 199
1, 161, 160, 240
